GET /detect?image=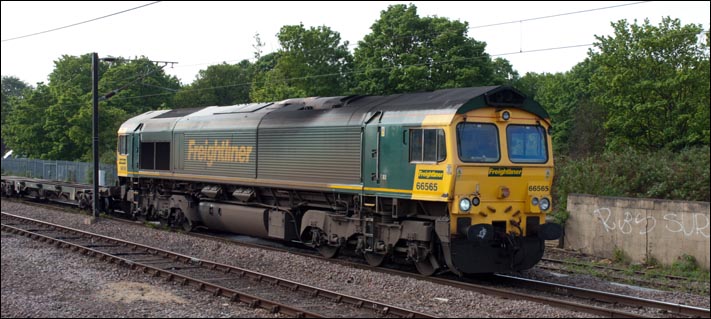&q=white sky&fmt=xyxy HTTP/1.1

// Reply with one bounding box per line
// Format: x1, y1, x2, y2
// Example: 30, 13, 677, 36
1, 1, 709, 86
